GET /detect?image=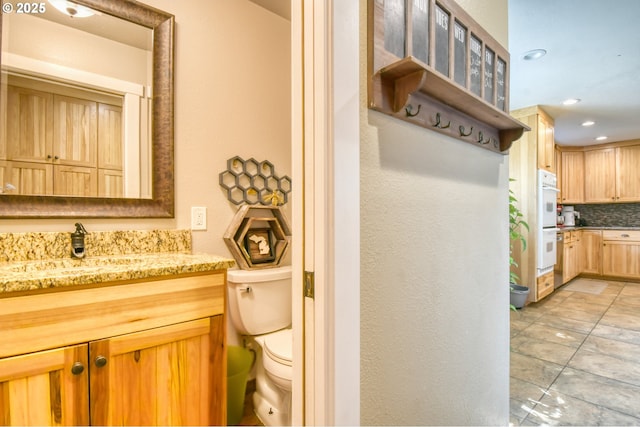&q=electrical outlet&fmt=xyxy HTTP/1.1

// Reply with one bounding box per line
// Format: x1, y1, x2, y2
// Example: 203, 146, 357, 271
191, 207, 207, 230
